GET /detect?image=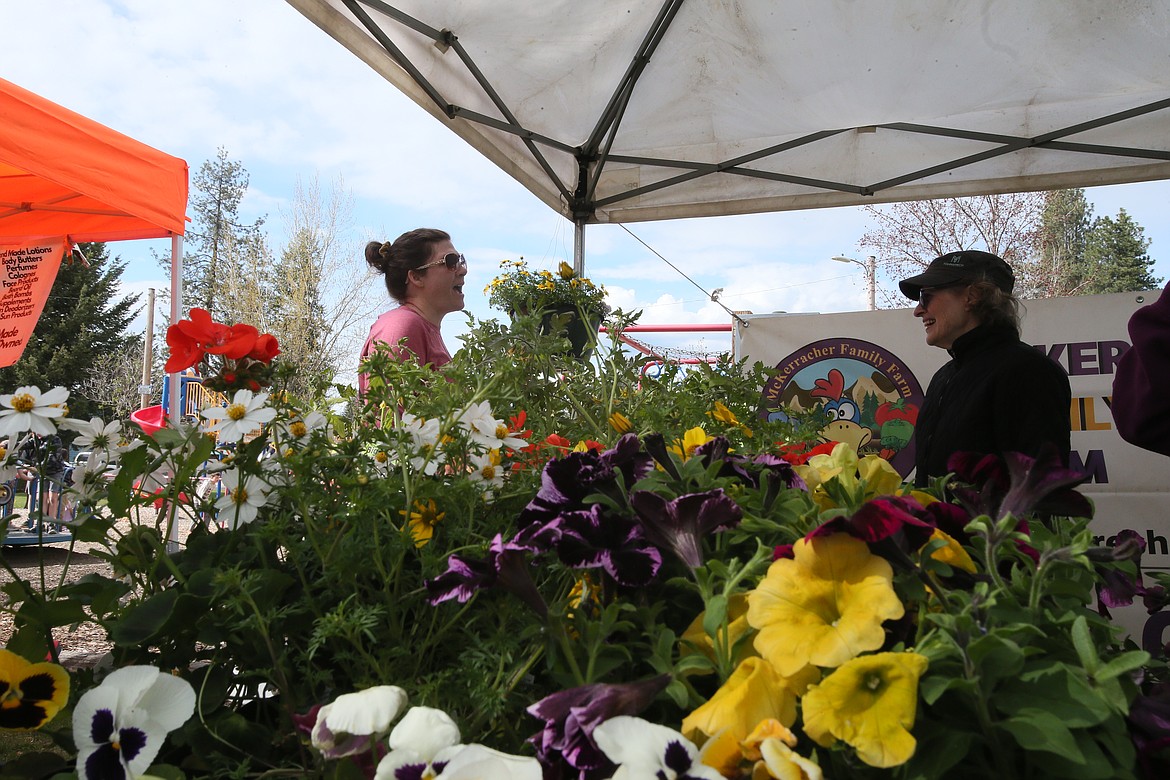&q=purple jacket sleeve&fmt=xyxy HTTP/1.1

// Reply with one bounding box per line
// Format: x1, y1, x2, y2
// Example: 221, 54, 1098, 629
1112, 283, 1170, 456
